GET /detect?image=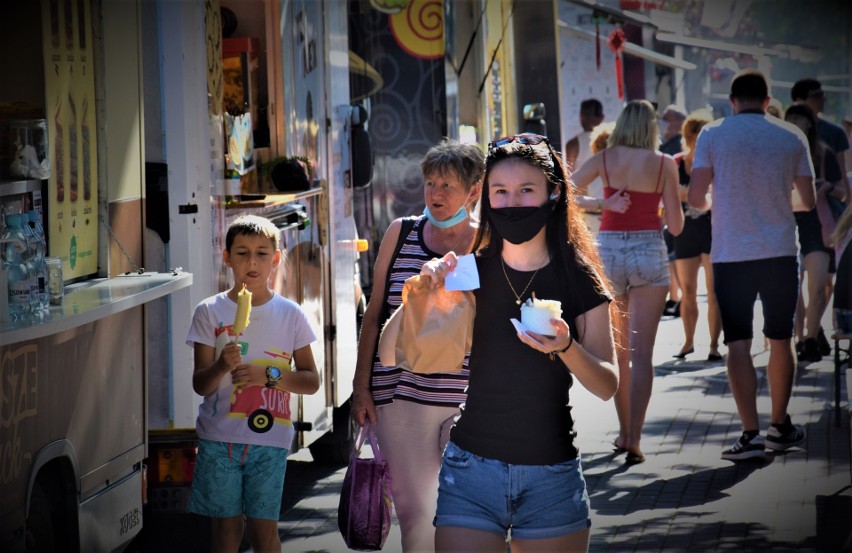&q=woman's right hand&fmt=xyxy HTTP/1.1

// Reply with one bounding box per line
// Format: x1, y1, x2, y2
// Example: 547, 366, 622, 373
420, 252, 458, 289
352, 386, 378, 426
